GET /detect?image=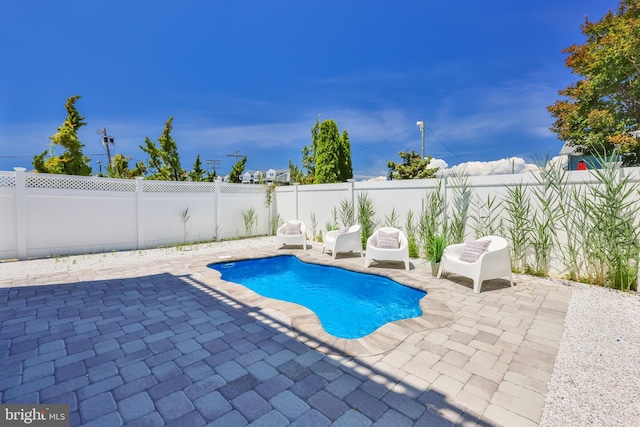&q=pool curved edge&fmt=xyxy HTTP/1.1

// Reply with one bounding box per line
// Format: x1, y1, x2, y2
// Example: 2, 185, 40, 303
191, 248, 454, 357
